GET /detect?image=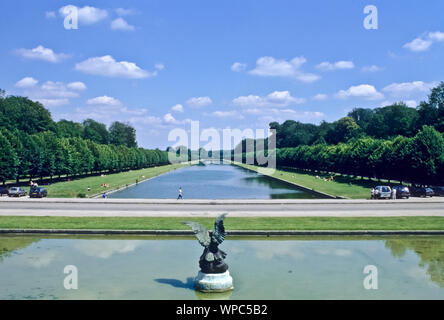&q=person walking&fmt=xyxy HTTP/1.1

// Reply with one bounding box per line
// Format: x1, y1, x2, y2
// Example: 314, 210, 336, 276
391, 188, 397, 200
371, 188, 375, 200
177, 187, 183, 200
